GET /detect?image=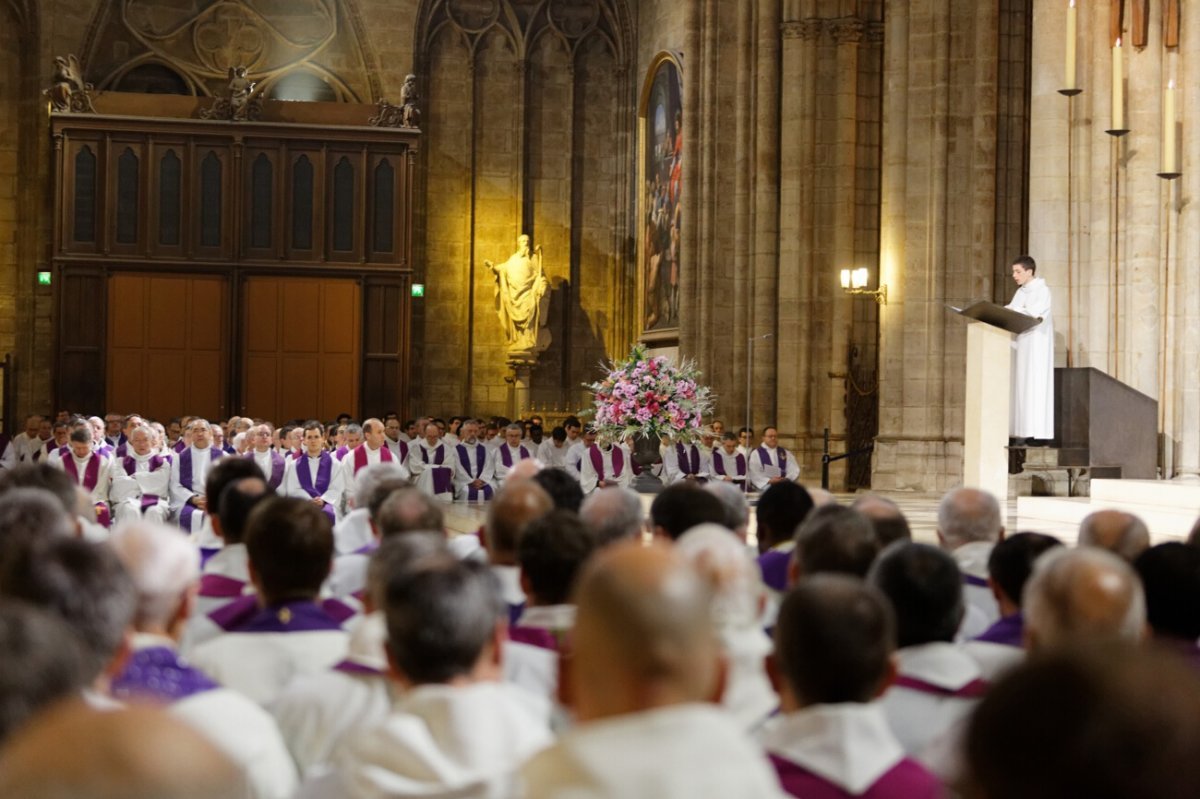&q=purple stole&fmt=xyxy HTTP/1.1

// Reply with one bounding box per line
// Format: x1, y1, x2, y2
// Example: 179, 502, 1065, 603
179, 447, 222, 529
712, 450, 747, 483
172, 439, 187, 454
973, 613, 1024, 648
96, 443, 115, 458
351, 443, 393, 475
420, 444, 453, 495
963, 573, 990, 589
499, 444, 531, 470
509, 626, 560, 652
769, 754, 942, 799
35, 439, 55, 461
675, 443, 701, 476
209, 595, 354, 633
893, 674, 989, 699
333, 659, 386, 678
757, 549, 791, 593
115, 442, 128, 458
64, 453, 101, 491
334, 445, 350, 460
123, 454, 166, 512
245, 449, 286, 489
296, 452, 336, 523
198, 573, 246, 599
758, 446, 786, 473
456, 443, 494, 500
111, 647, 219, 703
588, 445, 625, 482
